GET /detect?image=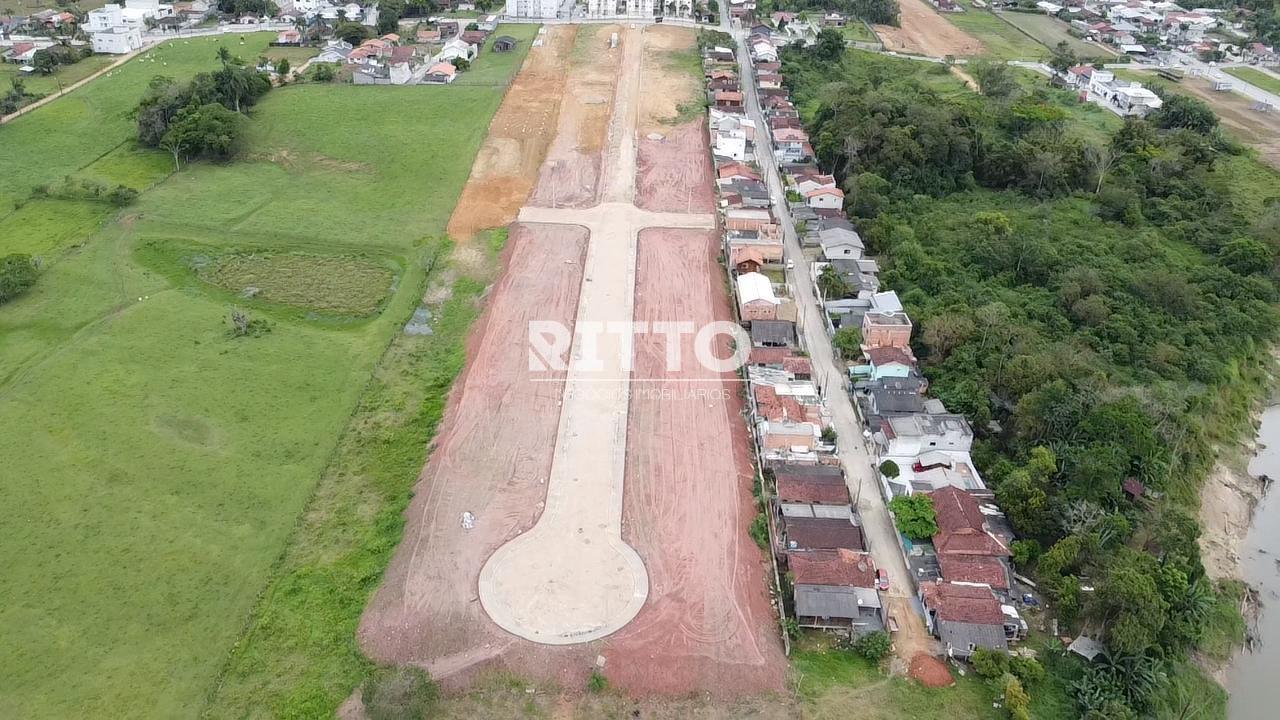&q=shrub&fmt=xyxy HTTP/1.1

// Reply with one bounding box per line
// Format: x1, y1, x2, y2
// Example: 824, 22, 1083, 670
879, 460, 900, 479
1010, 656, 1045, 686
749, 512, 770, 550
972, 647, 1011, 678
1001, 673, 1031, 720
1010, 538, 1041, 568
587, 670, 609, 693
361, 666, 438, 720
820, 425, 837, 443
311, 62, 337, 82
107, 186, 139, 206
0, 254, 38, 304
854, 630, 892, 661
